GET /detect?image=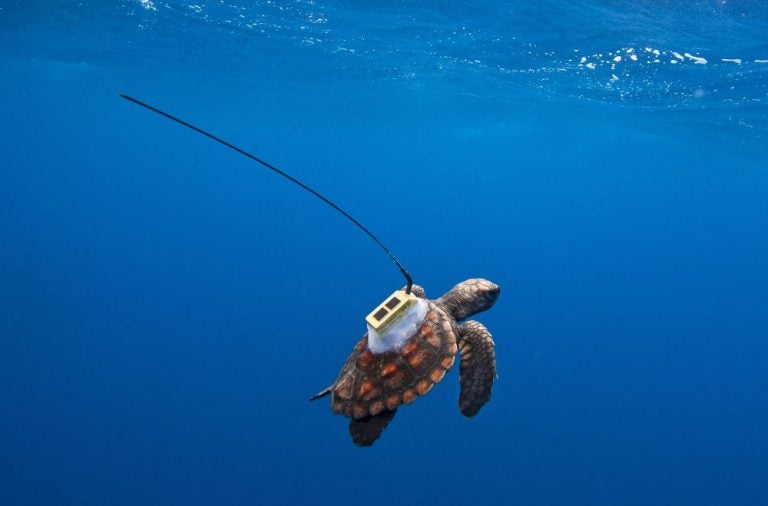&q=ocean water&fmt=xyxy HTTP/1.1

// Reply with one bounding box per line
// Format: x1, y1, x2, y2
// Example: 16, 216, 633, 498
1, 1, 767, 505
